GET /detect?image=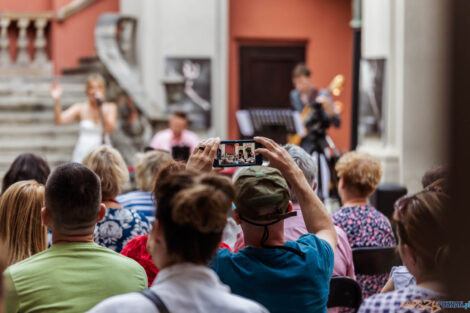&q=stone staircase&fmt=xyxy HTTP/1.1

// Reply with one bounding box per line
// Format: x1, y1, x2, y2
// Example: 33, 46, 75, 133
0, 75, 88, 180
